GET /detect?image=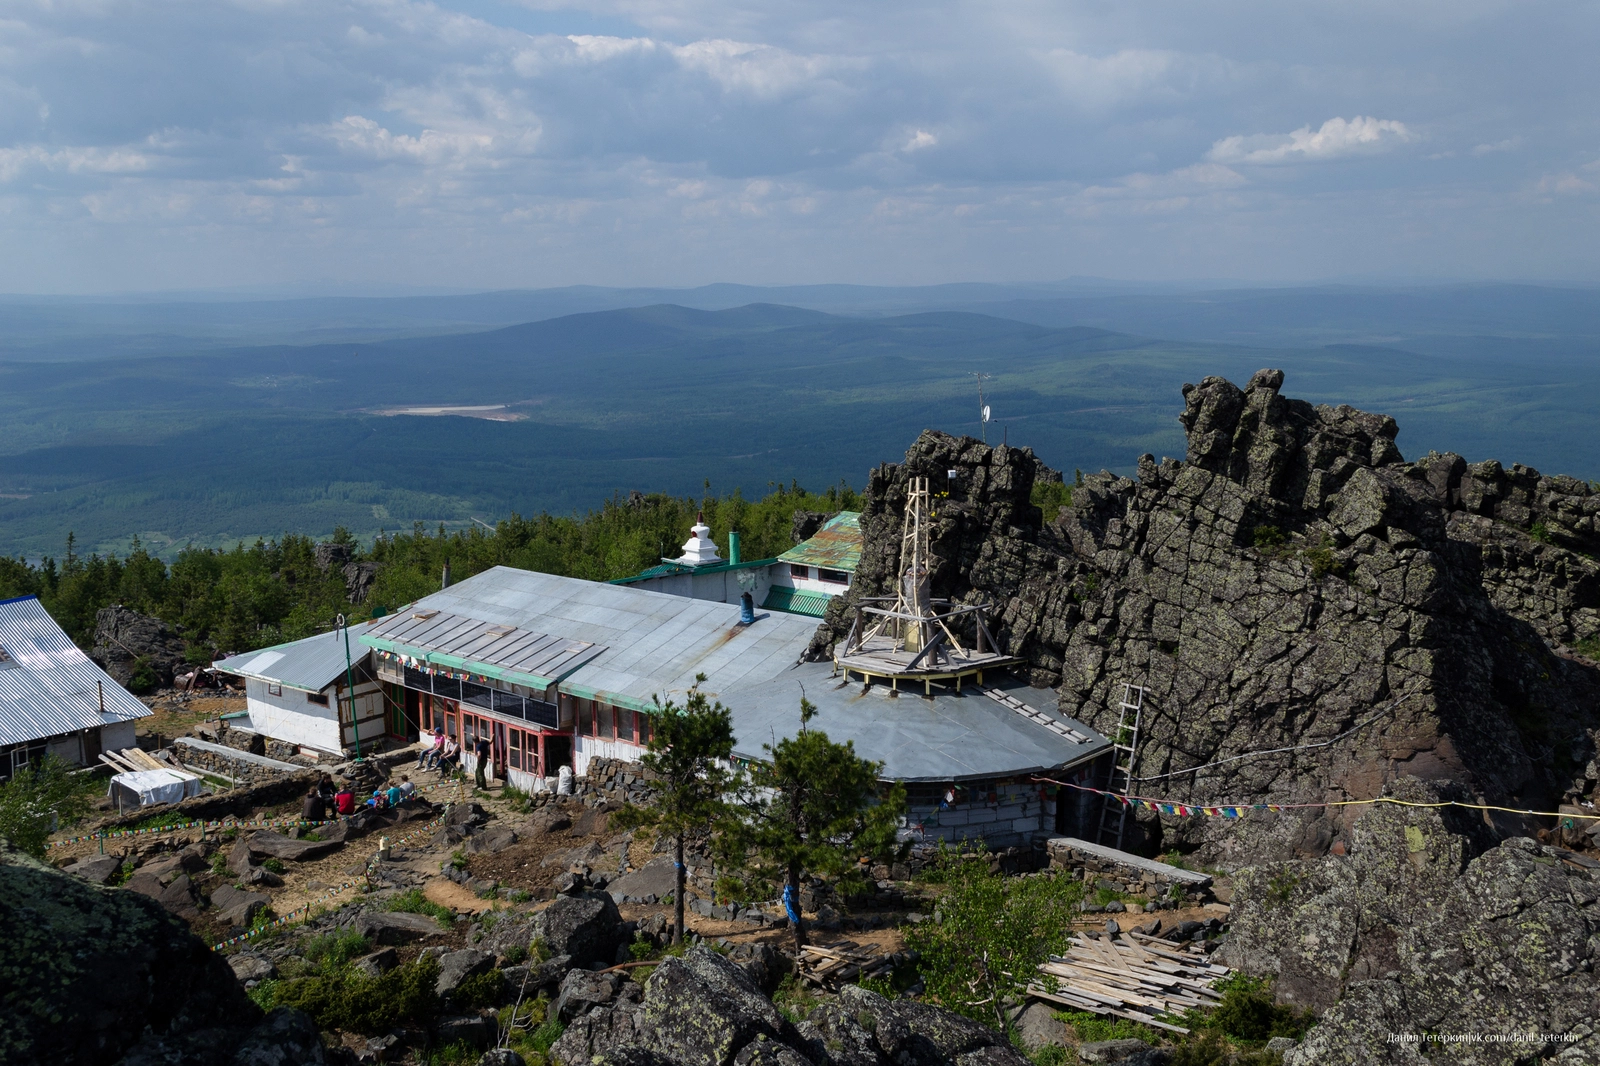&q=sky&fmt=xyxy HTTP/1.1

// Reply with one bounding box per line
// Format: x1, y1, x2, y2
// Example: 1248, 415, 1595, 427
0, 0, 1596, 292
